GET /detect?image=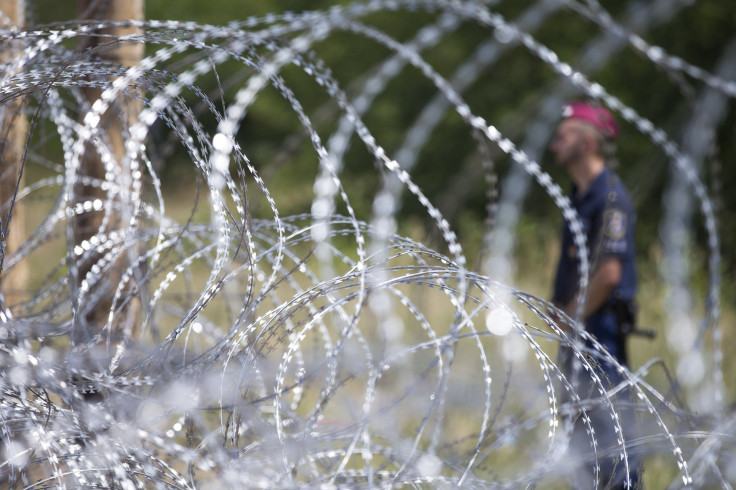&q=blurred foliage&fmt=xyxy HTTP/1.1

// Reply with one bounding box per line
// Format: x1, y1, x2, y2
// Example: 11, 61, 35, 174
23, 0, 736, 294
